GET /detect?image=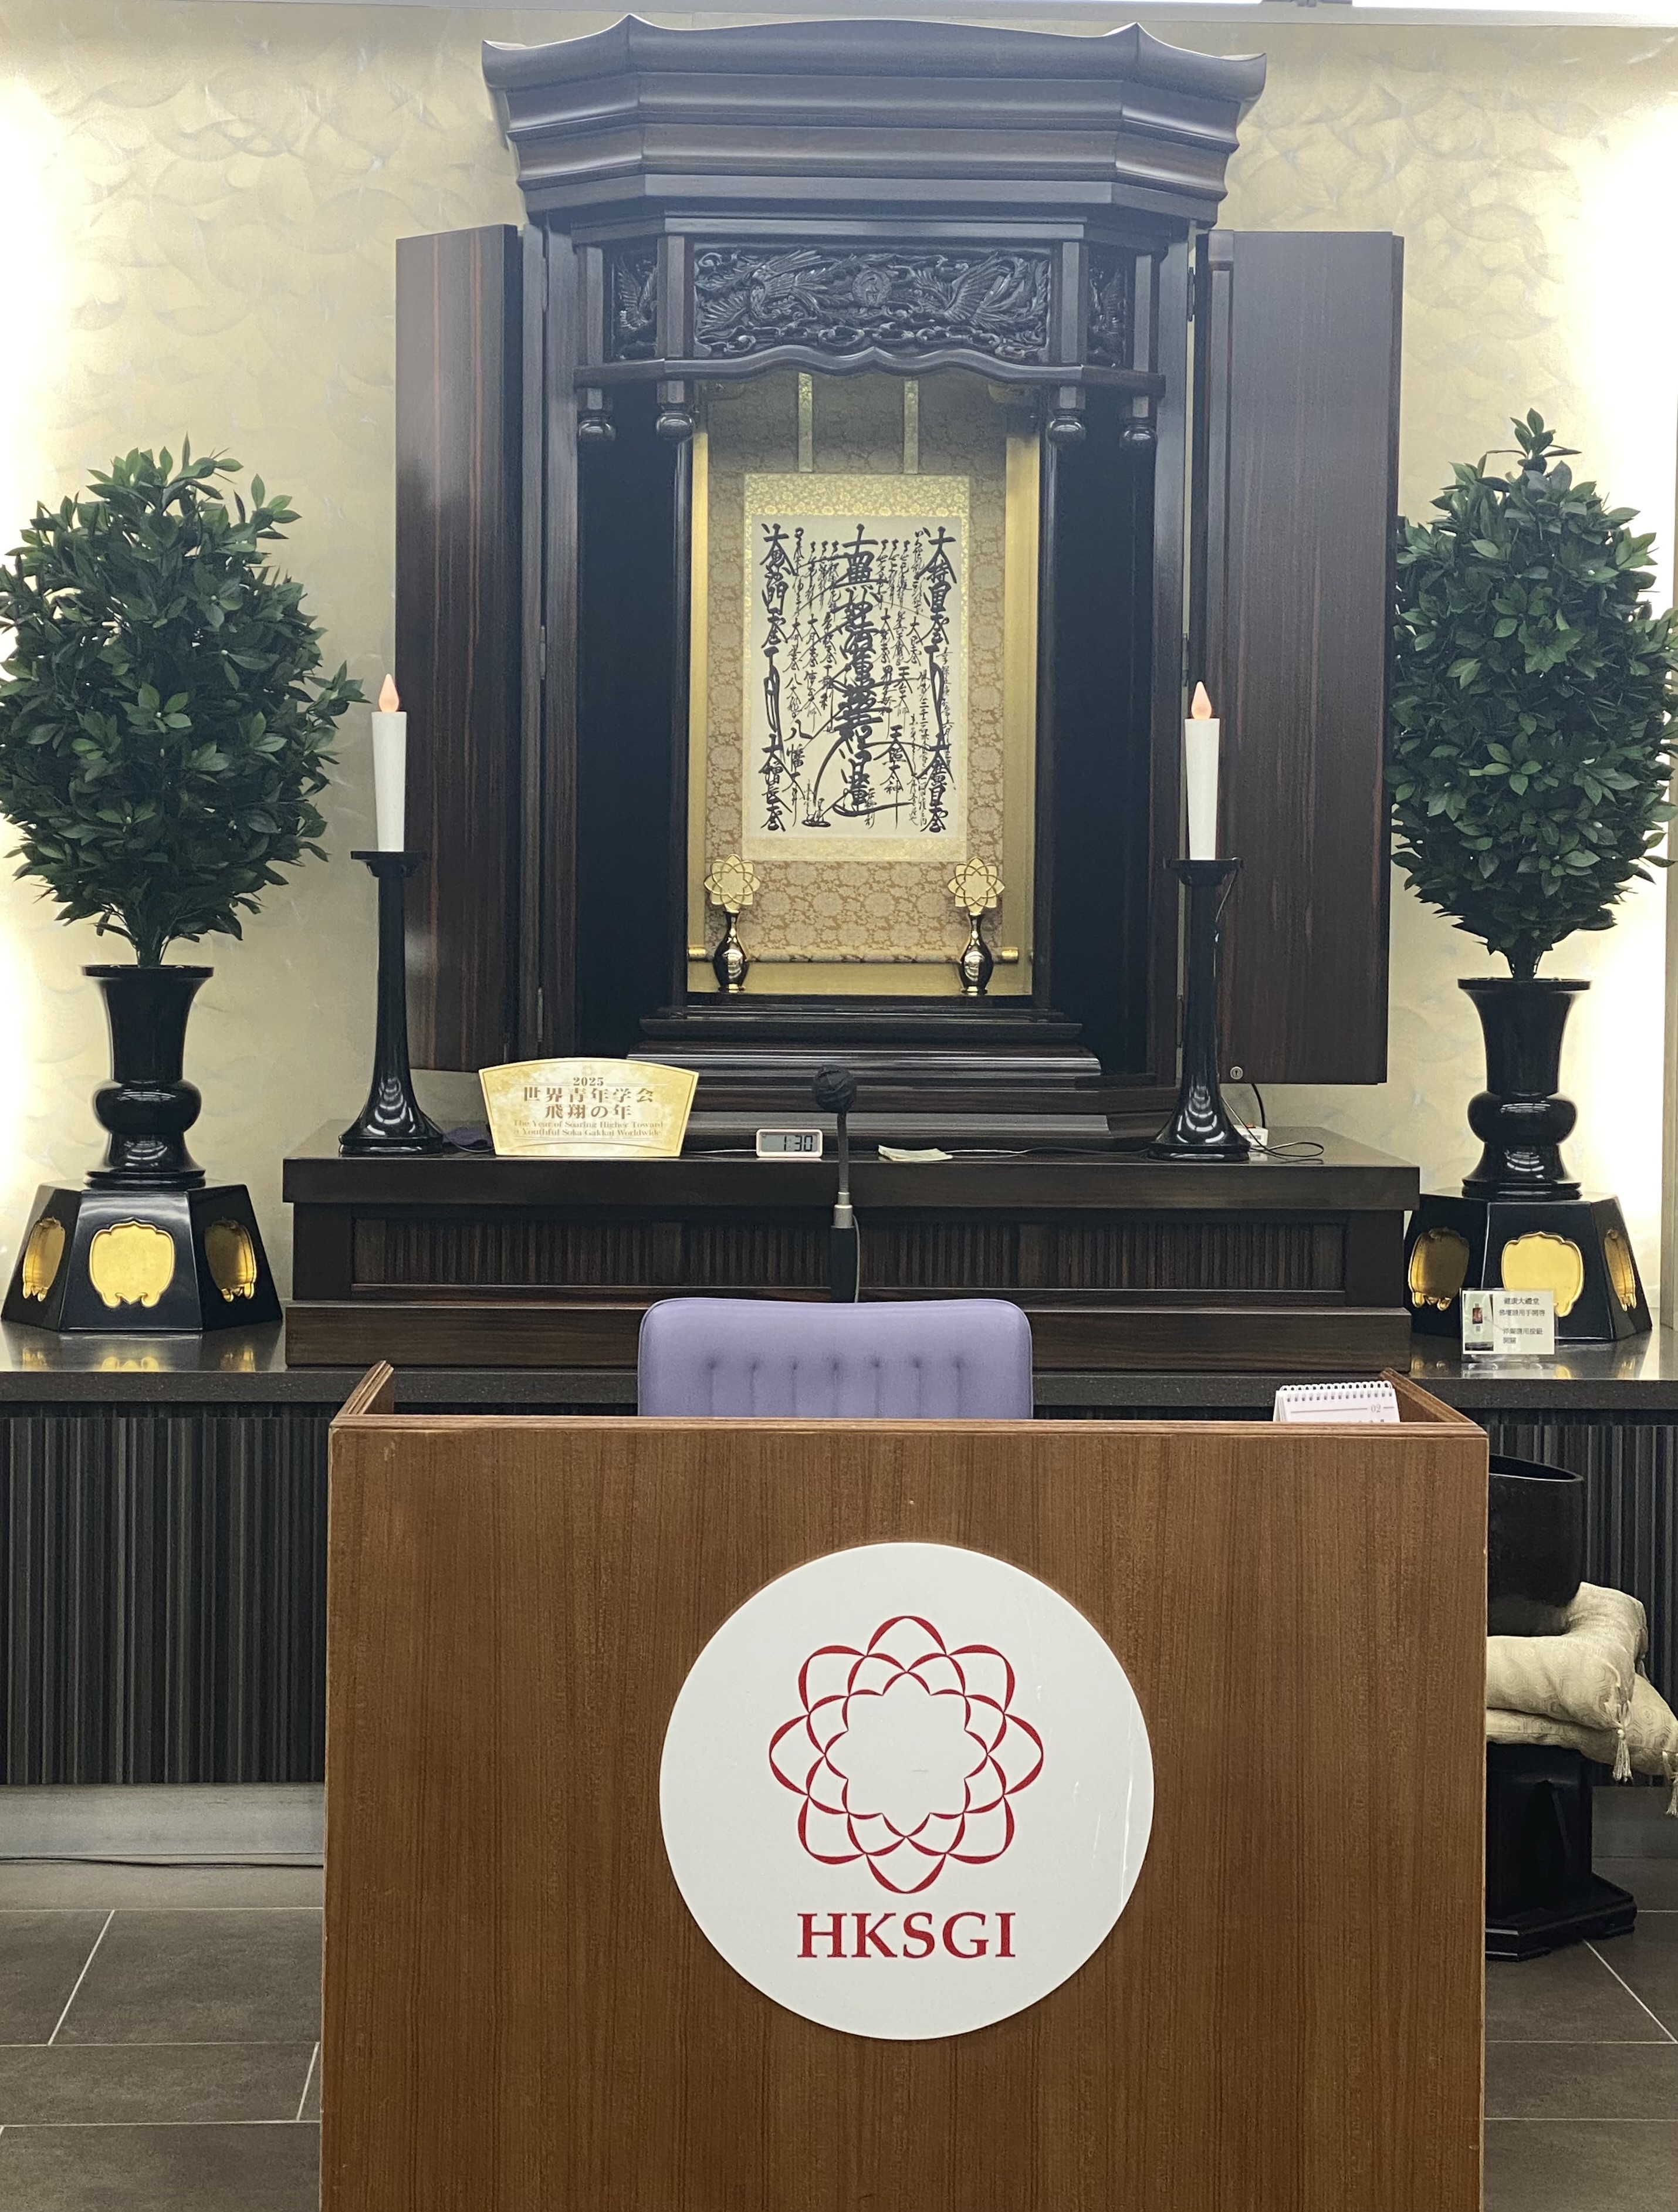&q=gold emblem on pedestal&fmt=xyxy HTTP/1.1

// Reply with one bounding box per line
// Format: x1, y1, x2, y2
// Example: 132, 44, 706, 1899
704, 855, 760, 996
20, 1216, 66, 1301
1408, 1226, 1470, 1310
87, 1220, 176, 1310
1499, 1231, 1585, 1318
1603, 1227, 1638, 1314
205, 1219, 258, 1302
